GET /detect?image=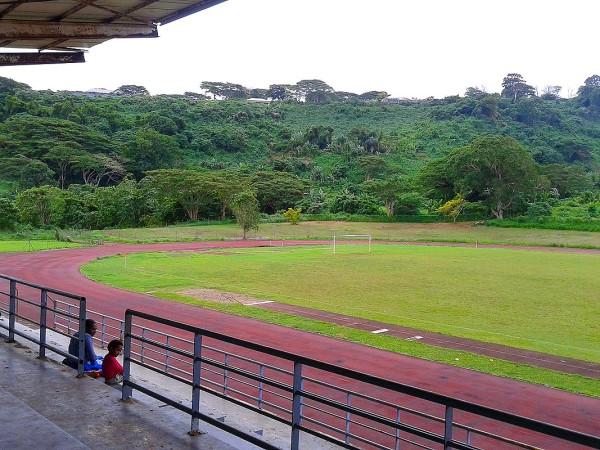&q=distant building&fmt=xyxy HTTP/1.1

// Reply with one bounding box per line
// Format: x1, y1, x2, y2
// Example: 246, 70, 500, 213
247, 98, 271, 104
381, 97, 417, 104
